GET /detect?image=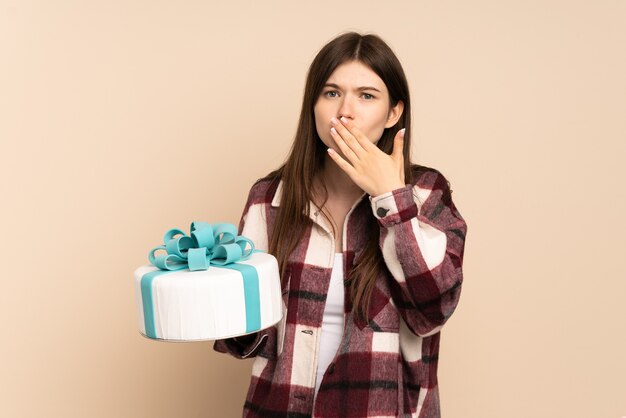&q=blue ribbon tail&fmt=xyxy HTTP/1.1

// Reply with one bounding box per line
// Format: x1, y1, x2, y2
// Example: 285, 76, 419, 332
140, 269, 175, 339
219, 263, 262, 333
